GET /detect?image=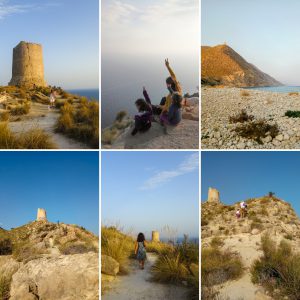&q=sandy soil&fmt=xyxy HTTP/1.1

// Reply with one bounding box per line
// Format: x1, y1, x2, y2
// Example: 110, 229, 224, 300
8, 102, 88, 149
217, 234, 272, 300
102, 253, 189, 300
